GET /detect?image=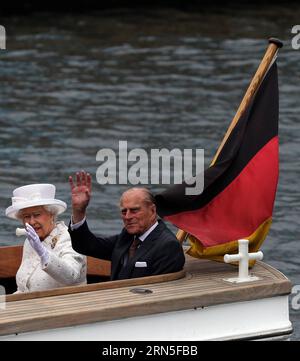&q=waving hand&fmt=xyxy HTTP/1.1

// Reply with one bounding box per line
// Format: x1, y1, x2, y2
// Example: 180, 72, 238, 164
69, 171, 92, 223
